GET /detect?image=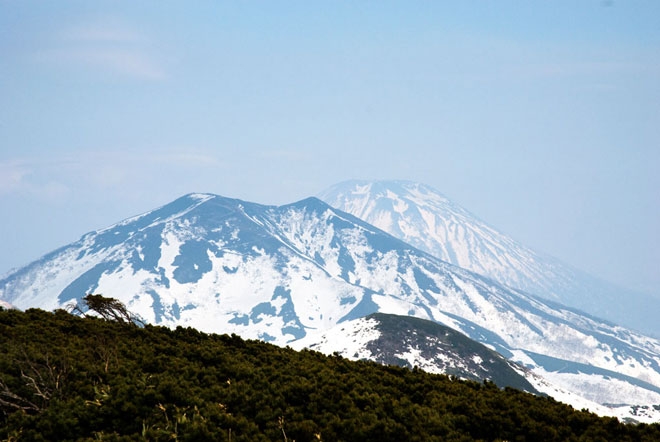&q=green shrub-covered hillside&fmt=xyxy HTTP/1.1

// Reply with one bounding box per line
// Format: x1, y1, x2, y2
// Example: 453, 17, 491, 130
1, 307, 659, 441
